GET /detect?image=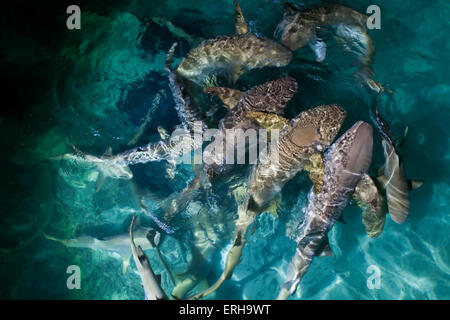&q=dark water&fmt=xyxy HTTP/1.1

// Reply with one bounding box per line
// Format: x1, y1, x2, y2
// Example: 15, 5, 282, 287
0, 0, 449, 299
